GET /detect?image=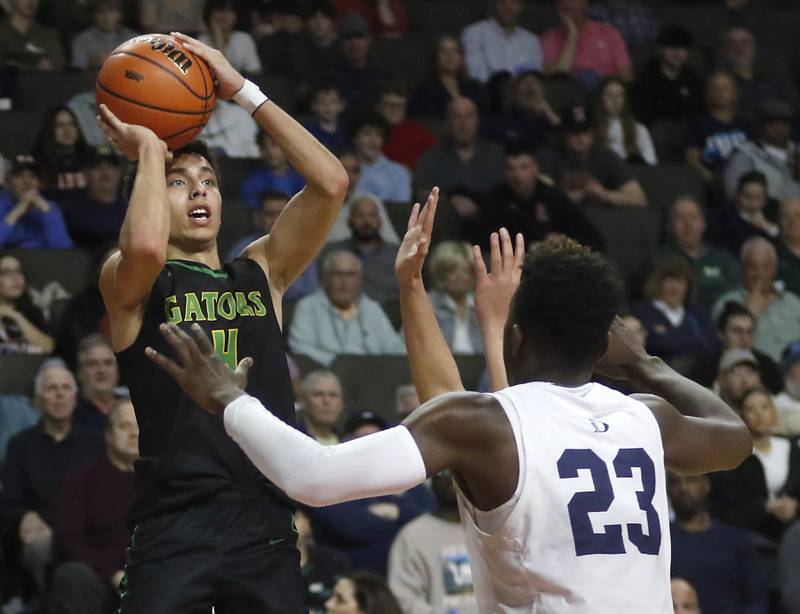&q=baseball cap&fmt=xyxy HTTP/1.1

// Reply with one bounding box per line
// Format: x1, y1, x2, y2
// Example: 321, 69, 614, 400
781, 340, 800, 373
339, 12, 369, 38
9, 155, 40, 176
718, 348, 758, 375
560, 103, 593, 133
343, 410, 388, 435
